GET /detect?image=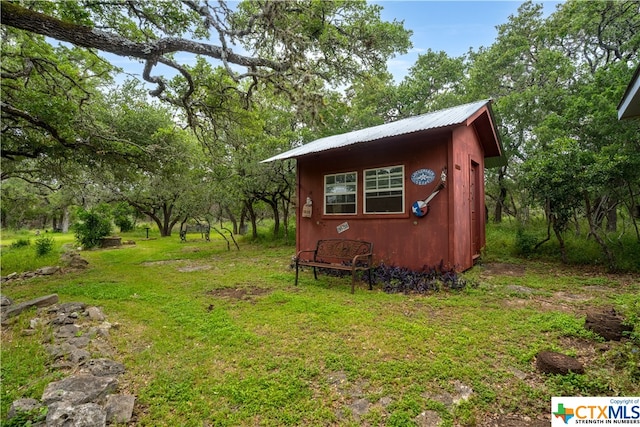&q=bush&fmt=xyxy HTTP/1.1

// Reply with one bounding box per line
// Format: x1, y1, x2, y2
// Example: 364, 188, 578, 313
514, 227, 538, 257
34, 235, 55, 257
74, 207, 112, 249
10, 238, 31, 249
